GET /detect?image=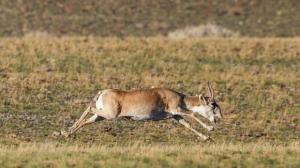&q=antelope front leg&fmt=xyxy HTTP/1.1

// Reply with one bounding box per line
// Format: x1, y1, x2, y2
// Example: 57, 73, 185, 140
176, 108, 214, 131
188, 113, 214, 131
173, 115, 209, 141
